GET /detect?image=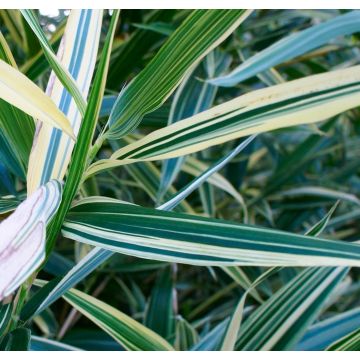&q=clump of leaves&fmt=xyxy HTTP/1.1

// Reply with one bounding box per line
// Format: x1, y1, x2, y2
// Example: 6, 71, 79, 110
0, 9, 360, 351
